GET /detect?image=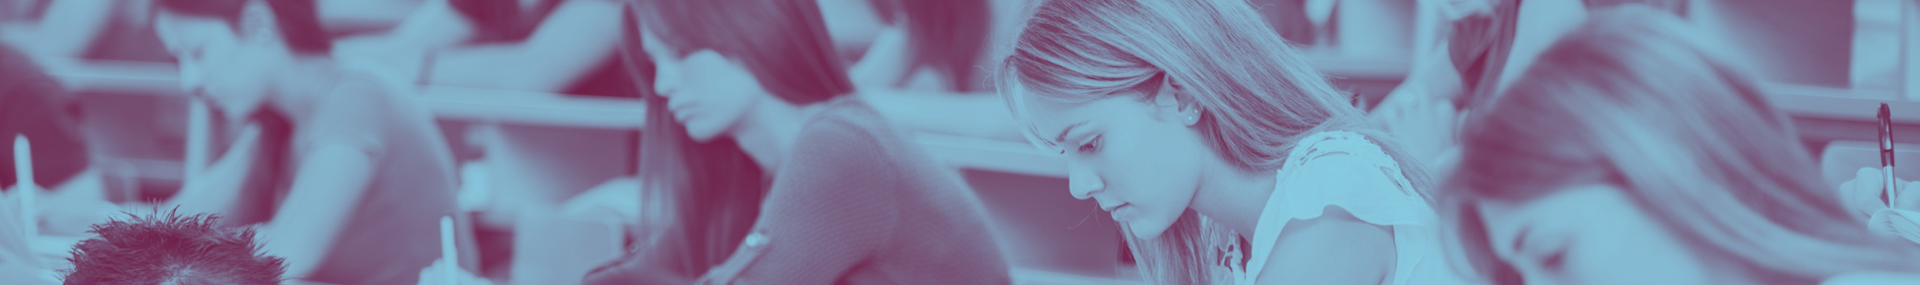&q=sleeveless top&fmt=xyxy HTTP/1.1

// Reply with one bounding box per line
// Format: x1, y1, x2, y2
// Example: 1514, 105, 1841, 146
1234, 131, 1471, 285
